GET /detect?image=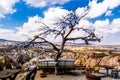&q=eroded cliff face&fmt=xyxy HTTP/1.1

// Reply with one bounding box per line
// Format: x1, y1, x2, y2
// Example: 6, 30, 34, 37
0, 46, 120, 70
